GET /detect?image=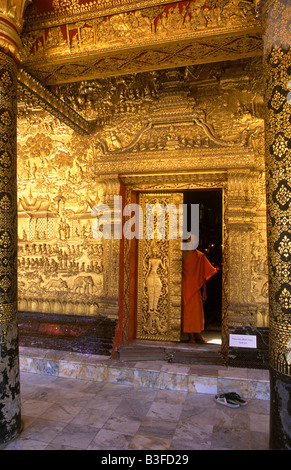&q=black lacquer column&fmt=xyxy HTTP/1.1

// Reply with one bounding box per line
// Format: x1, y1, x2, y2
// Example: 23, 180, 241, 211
0, 50, 21, 445
262, 0, 291, 450
0, 0, 30, 446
